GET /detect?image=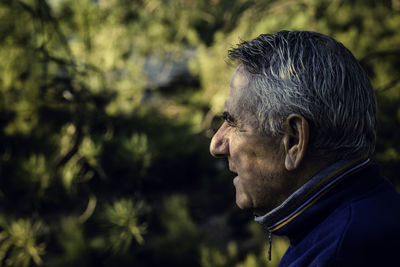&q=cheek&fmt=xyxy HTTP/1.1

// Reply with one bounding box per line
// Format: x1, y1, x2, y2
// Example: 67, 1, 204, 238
233, 148, 280, 176
230, 140, 260, 168
240, 164, 287, 206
